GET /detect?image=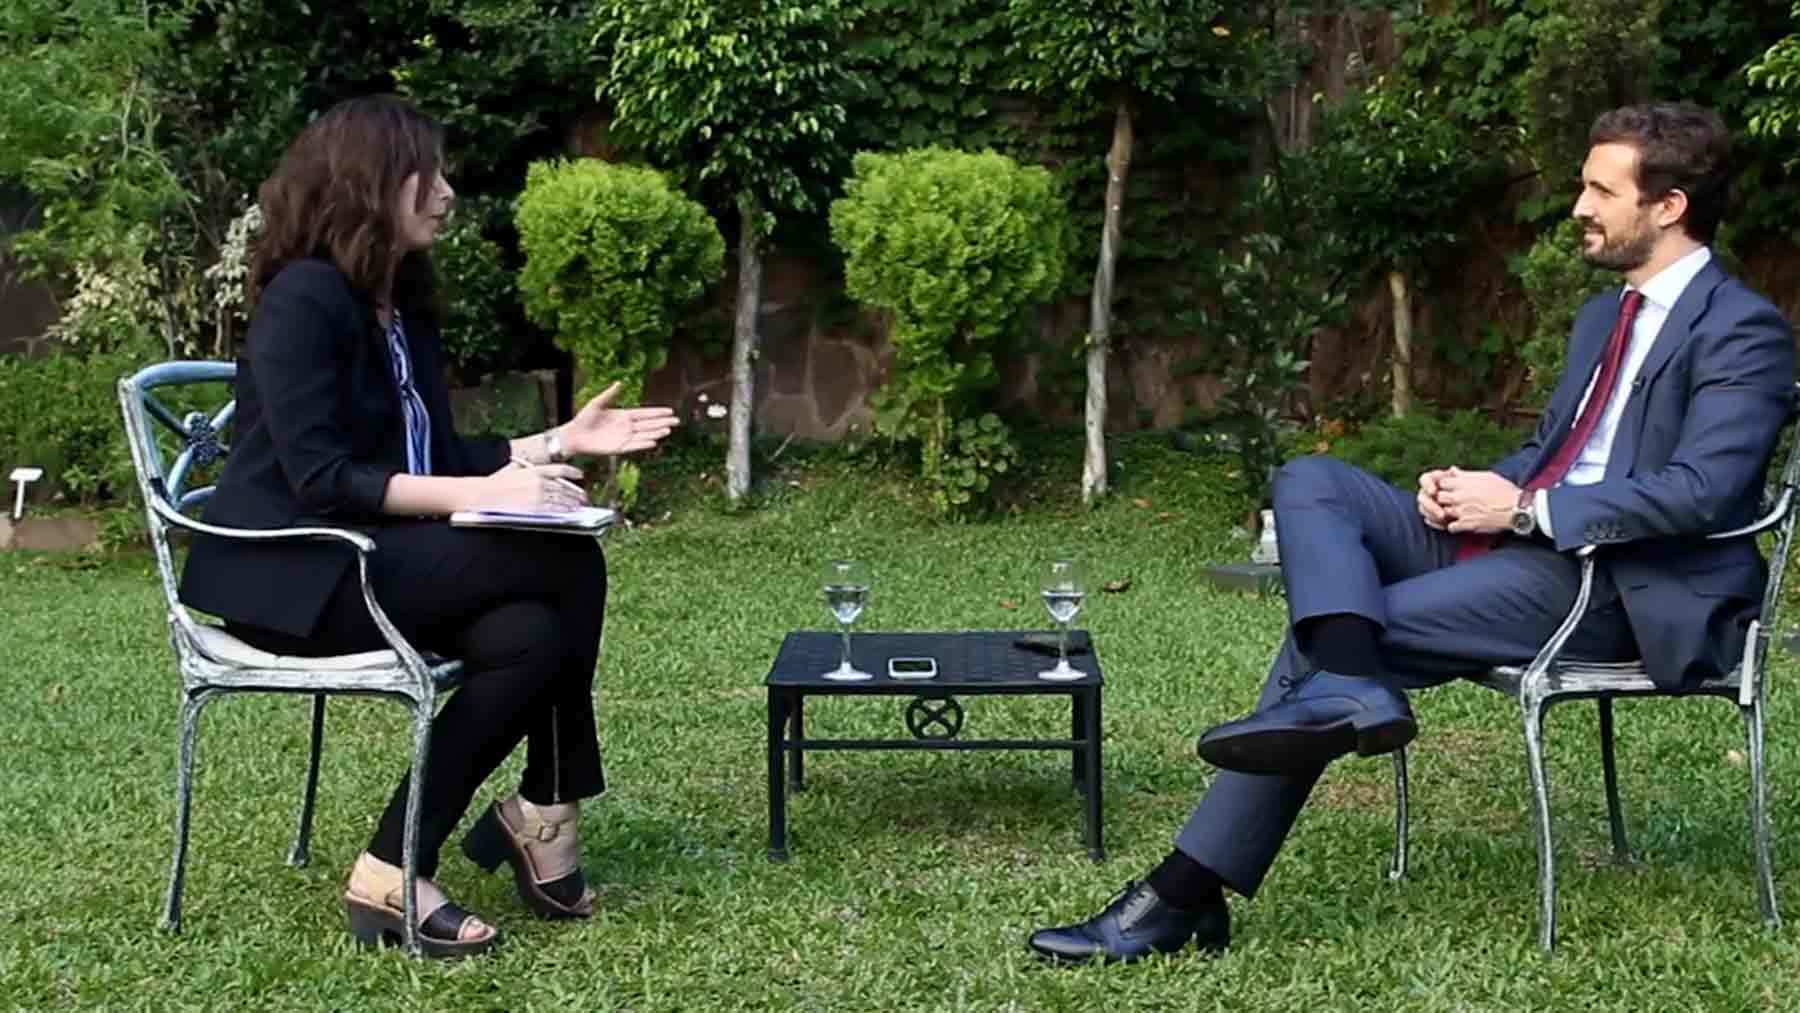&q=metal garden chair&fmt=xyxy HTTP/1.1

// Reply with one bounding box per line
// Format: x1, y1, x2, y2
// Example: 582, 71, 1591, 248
1383, 388, 1800, 951
119, 360, 460, 957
